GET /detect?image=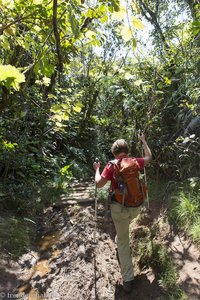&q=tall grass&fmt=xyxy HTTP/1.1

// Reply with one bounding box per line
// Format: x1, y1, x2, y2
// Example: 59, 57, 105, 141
134, 228, 185, 300
169, 178, 200, 245
0, 216, 30, 257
